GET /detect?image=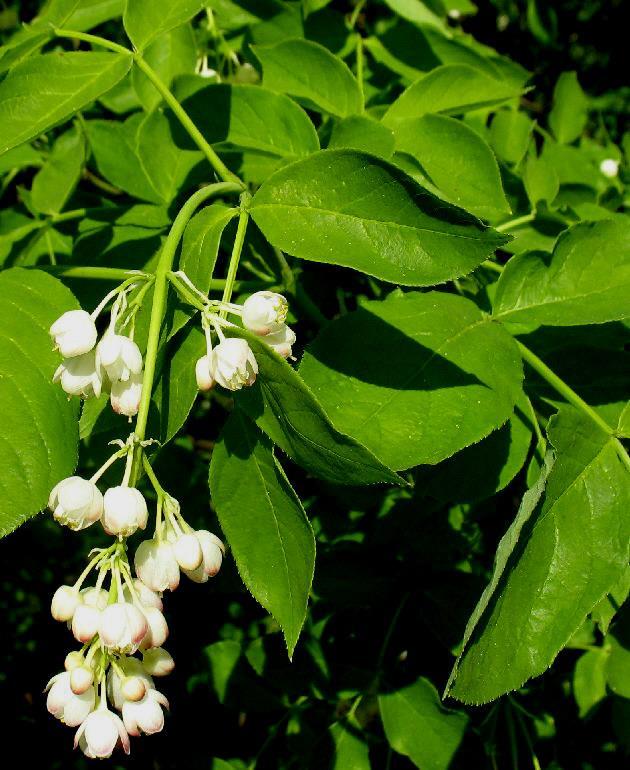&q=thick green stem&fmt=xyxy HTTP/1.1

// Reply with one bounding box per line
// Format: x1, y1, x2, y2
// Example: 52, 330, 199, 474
219, 202, 250, 318
517, 341, 630, 470
496, 213, 536, 232
33, 265, 146, 281
516, 341, 613, 435
133, 56, 243, 186
52, 27, 132, 55
356, 35, 365, 110
130, 182, 241, 479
